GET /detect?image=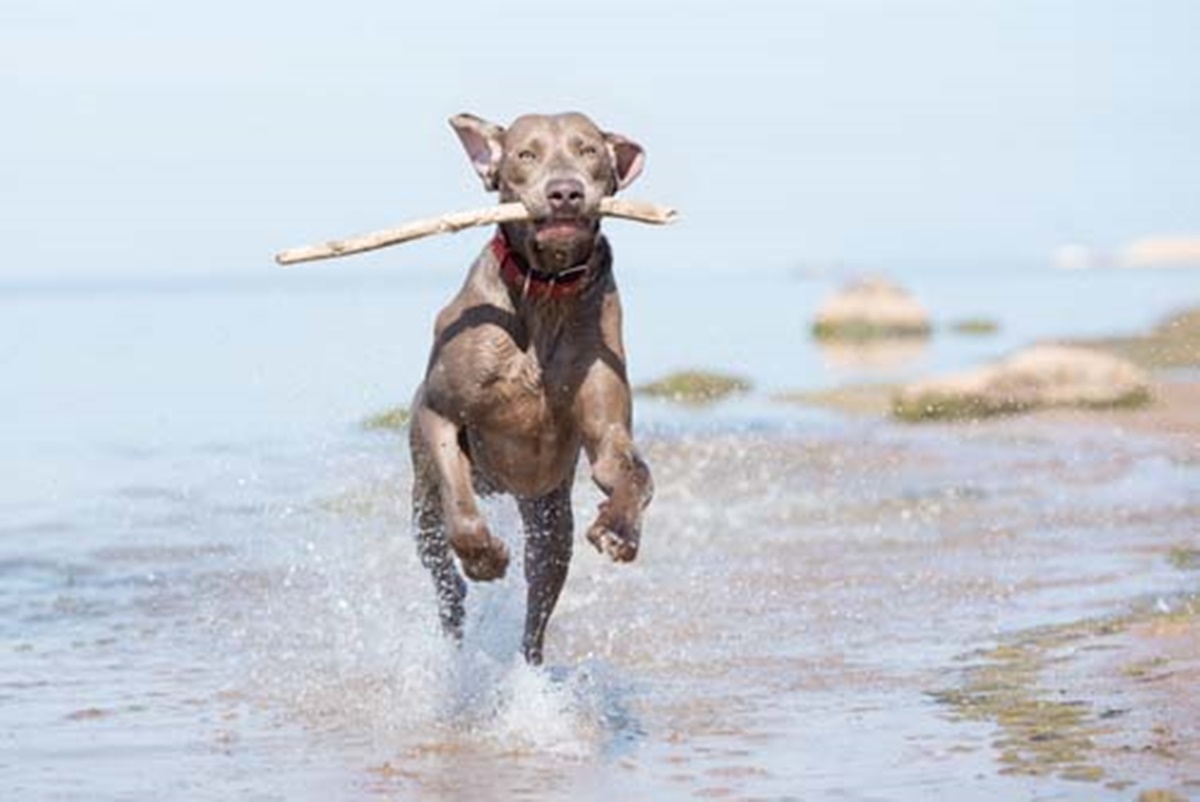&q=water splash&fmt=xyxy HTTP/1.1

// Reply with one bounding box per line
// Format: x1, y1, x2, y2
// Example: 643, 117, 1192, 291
215, 487, 636, 767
